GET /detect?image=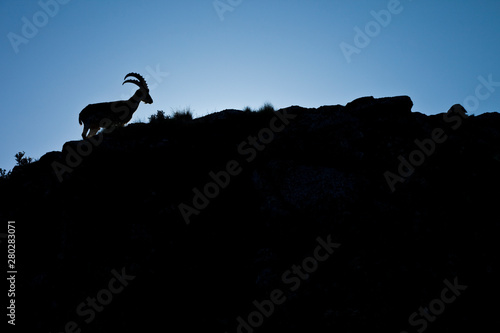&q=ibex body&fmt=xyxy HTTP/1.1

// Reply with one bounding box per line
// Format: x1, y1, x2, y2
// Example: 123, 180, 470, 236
79, 73, 153, 139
